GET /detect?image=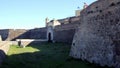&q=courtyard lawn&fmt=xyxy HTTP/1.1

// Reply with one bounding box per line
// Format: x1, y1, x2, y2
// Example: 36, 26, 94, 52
0, 43, 111, 68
